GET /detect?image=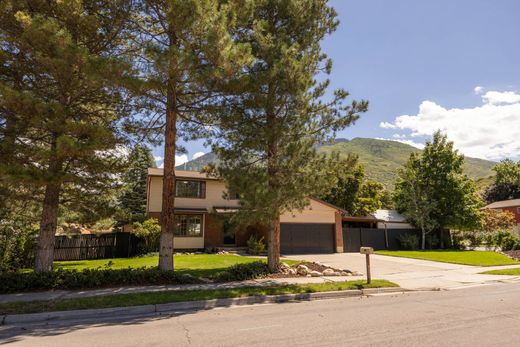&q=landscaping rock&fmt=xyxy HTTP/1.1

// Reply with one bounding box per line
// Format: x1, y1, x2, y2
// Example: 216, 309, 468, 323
281, 262, 291, 269
297, 264, 310, 275
310, 270, 322, 277
332, 272, 342, 276
322, 268, 335, 276
352, 271, 364, 276
287, 268, 297, 275
340, 271, 351, 276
